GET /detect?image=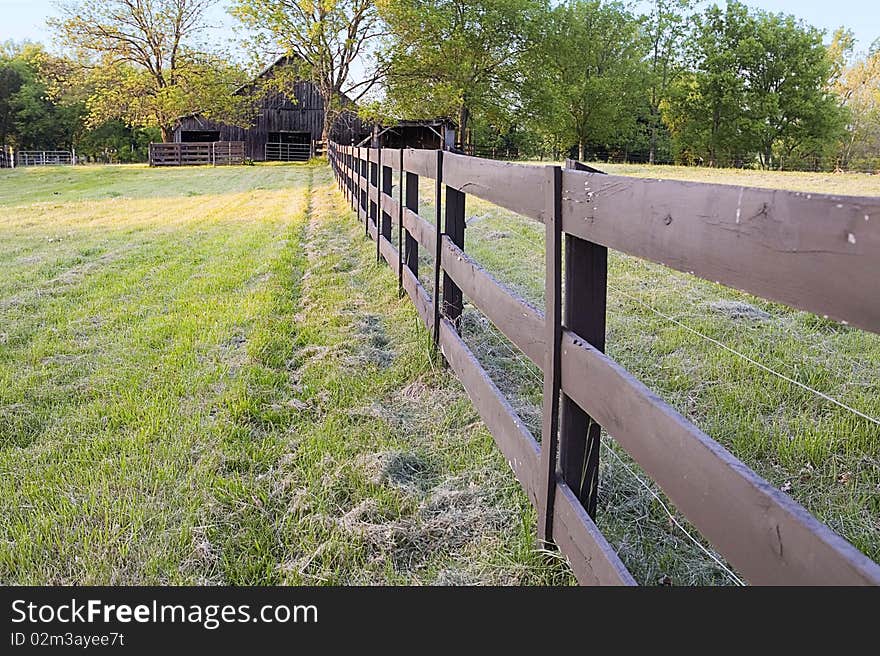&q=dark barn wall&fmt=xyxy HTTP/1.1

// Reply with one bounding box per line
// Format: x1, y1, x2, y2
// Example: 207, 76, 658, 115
173, 80, 370, 160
